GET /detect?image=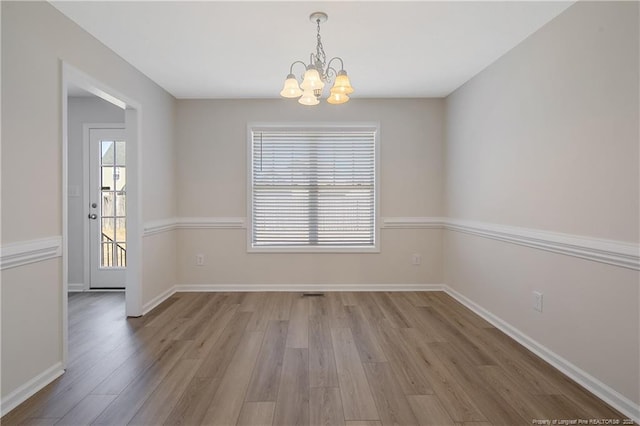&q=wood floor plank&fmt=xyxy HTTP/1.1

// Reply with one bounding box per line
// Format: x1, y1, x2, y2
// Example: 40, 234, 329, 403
344, 305, 387, 363
308, 314, 339, 388
182, 302, 238, 360
239, 292, 263, 313
246, 320, 289, 402
92, 340, 190, 425
326, 293, 351, 329
430, 342, 530, 425
20, 417, 60, 425
398, 328, 487, 423
331, 328, 379, 421
479, 328, 564, 395
195, 310, 251, 378
172, 293, 228, 341
363, 362, 419, 426
401, 292, 433, 307
308, 294, 331, 317
370, 292, 413, 328
51, 394, 115, 426
163, 312, 252, 425
90, 319, 188, 396
163, 376, 222, 425
373, 325, 434, 396
416, 307, 495, 366
286, 296, 309, 348
31, 334, 160, 418
127, 358, 199, 426
144, 293, 201, 329
269, 292, 294, 321
272, 348, 310, 426
247, 293, 277, 331
427, 293, 494, 329
237, 402, 275, 426
407, 394, 456, 426
344, 422, 382, 426
387, 294, 447, 342
201, 331, 264, 425
309, 387, 345, 426
478, 365, 561, 421
356, 293, 388, 327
